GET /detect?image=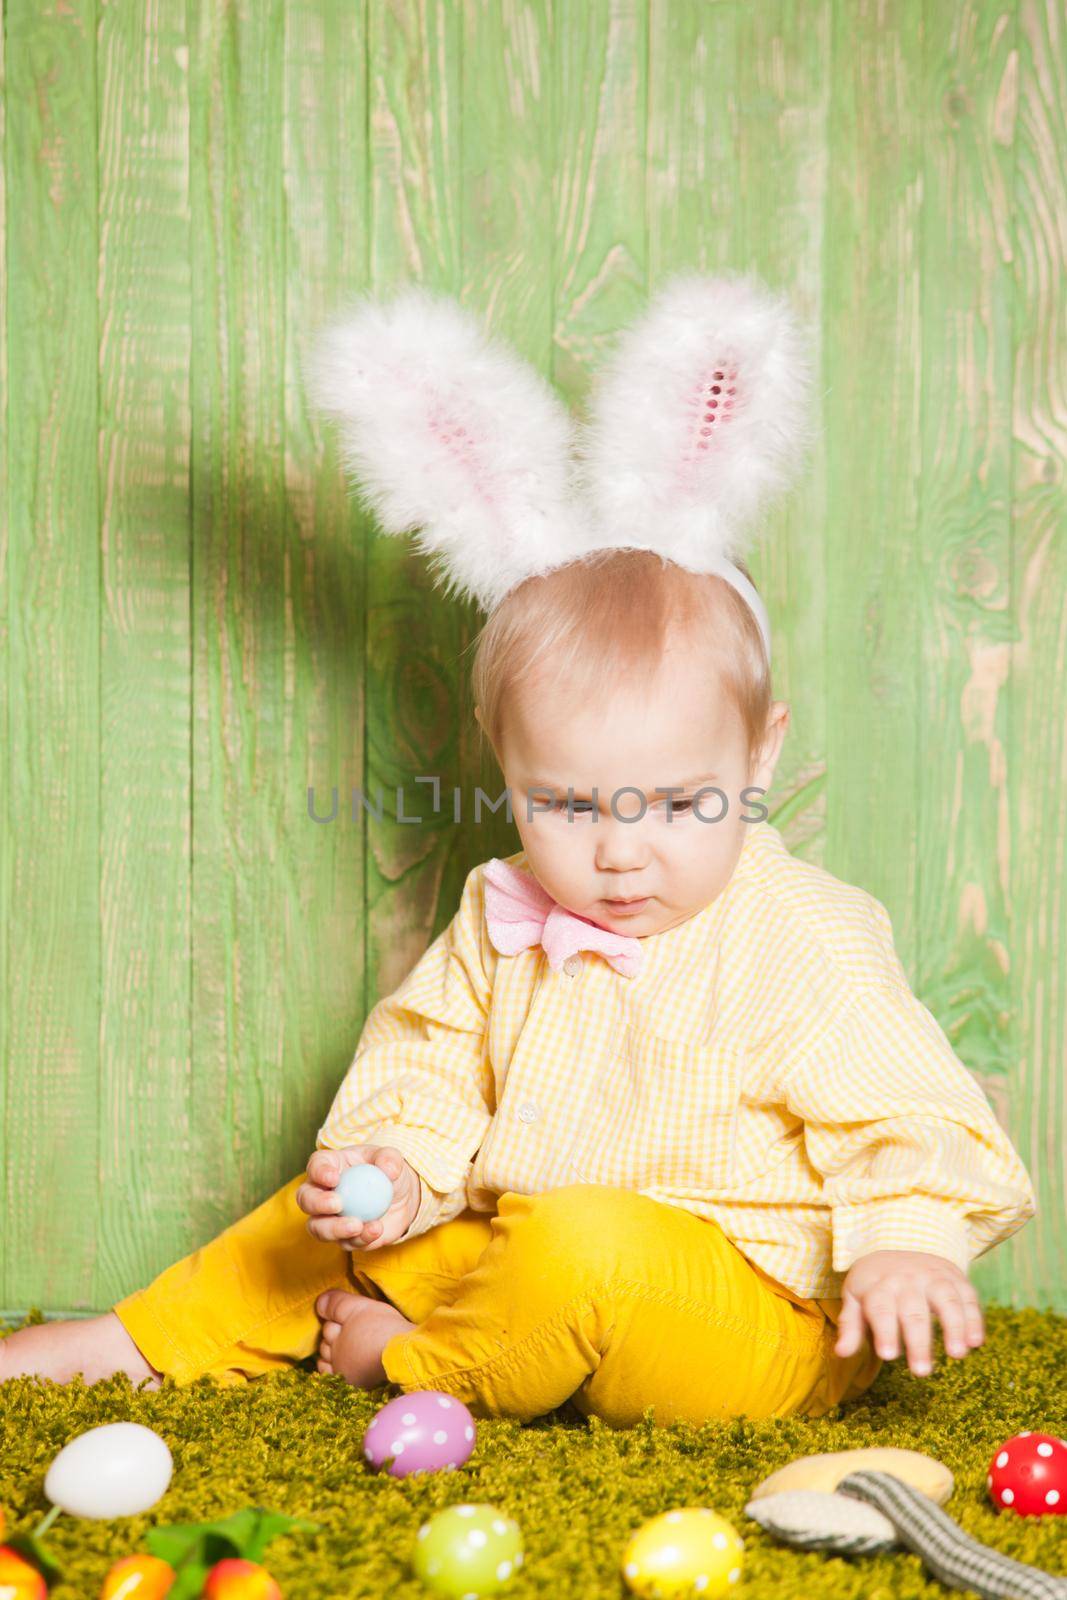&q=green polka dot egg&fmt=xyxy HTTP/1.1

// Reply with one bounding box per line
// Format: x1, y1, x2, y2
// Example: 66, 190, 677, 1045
410, 1502, 524, 1597
621, 1507, 744, 1597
